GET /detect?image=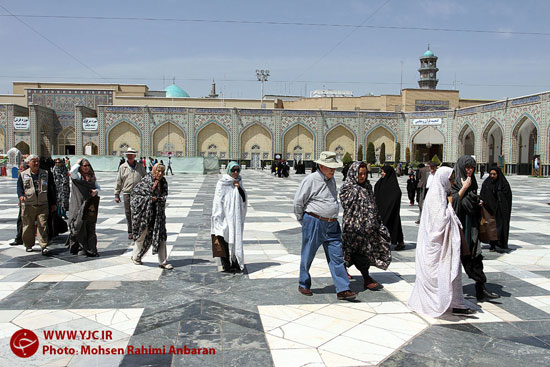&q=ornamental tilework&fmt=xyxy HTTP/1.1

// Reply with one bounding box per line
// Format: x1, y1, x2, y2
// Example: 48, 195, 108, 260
104, 113, 145, 130
509, 104, 542, 126
281, 116, 317, 131
194, 114, 232, 129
